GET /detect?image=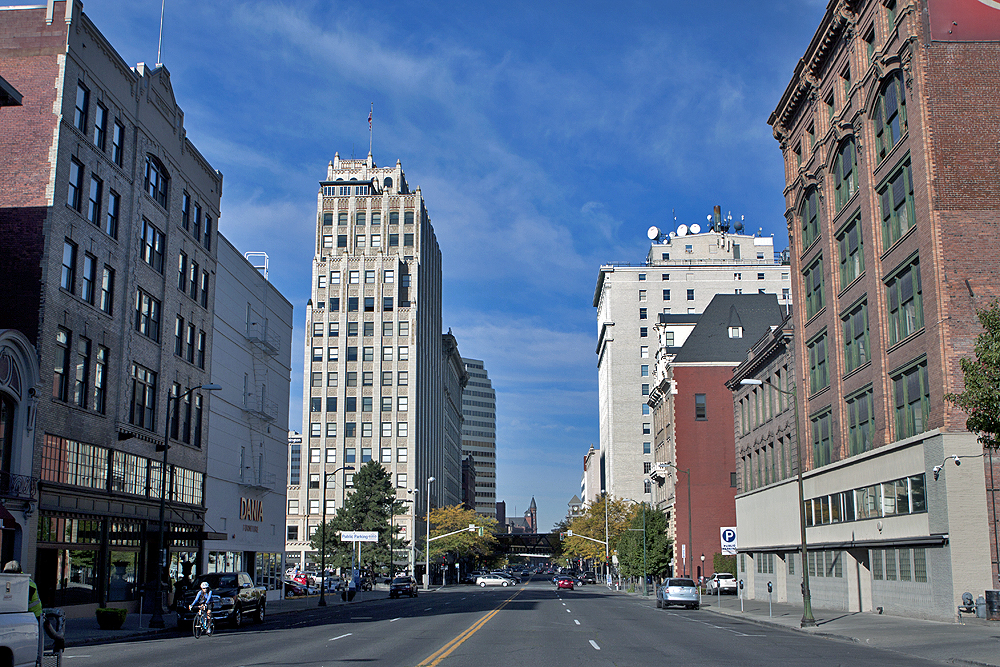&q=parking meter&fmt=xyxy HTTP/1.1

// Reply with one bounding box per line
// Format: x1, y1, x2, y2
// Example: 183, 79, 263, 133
767, 581, 773, 617
738, 580, 744, 612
